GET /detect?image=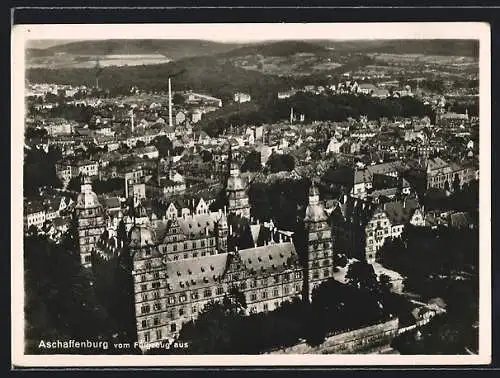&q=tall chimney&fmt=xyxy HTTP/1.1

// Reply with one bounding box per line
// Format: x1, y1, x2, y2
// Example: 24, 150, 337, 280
130, 110, 134, 133
168, 77, 173, 128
